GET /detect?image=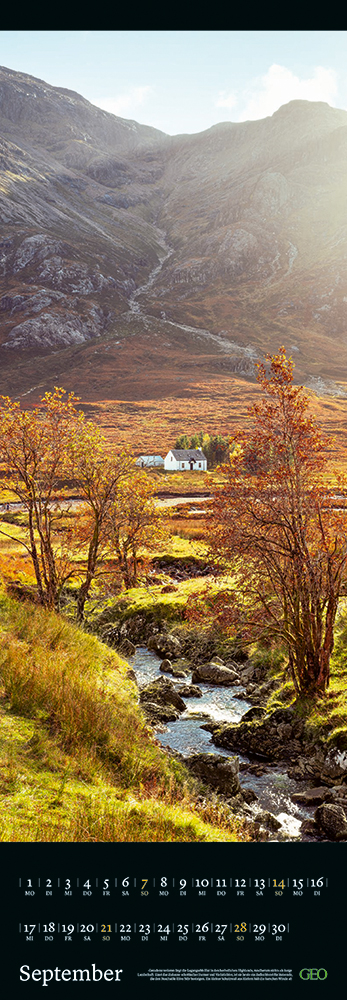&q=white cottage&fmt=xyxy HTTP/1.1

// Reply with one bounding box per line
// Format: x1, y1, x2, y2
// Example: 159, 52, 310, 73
135, 455, 164, 468
164, 448, 207, 472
